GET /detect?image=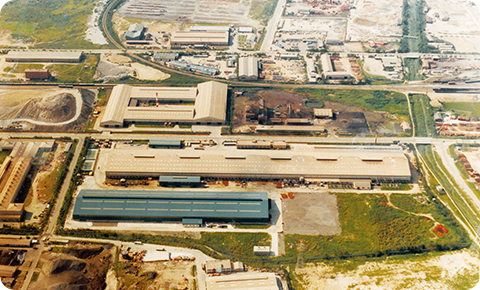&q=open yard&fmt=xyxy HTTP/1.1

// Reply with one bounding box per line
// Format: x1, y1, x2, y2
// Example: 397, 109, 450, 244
282, 192, 341, 236
283, 192, 470, 260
